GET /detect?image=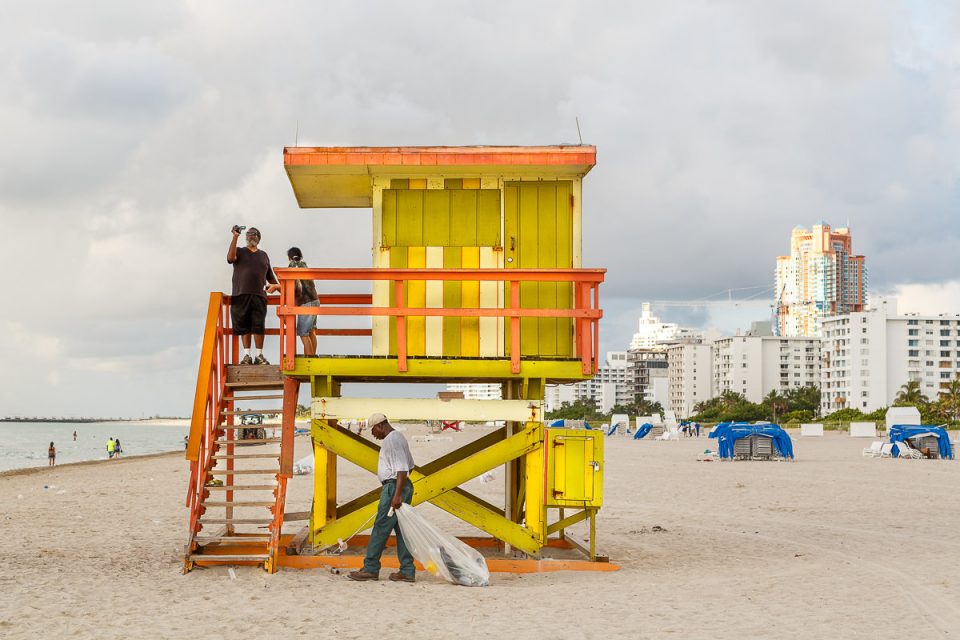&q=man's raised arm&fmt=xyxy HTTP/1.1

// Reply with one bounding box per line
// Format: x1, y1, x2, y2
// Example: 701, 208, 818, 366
227, 228, 240, 263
